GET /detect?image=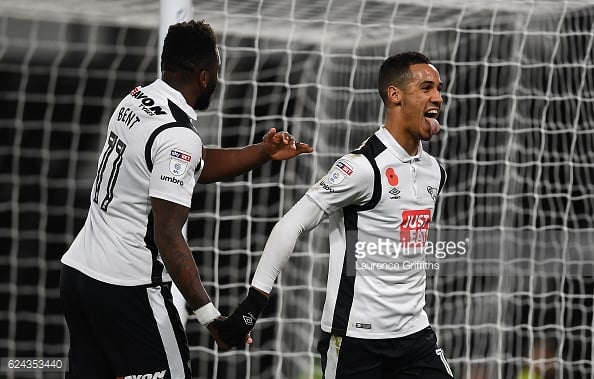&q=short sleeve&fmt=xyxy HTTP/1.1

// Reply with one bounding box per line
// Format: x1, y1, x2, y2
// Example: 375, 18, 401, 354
148, 127, 203, 208
306, 153, 374, 213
